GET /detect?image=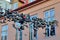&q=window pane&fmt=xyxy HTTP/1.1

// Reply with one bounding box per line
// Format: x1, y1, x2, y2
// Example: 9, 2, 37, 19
2, 25, 8, 36
2, 25, 8, 31
15, 22, 21, 28
1, 25, 8, 40
45, 11, 49, 18
13, 3, 18, 9
45, 18, 48, 22
48, 18, 51, 22
50, 9, 55, 17
5, 36, 7, 40
30, 15, 37, 21
44, 9, 55, 22
50, 17, 54, 21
